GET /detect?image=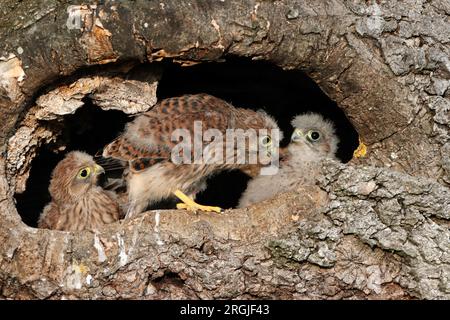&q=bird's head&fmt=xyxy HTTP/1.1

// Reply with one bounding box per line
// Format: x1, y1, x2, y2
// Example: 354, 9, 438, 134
289, 113, 339, 161
49, 151, 105, 202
